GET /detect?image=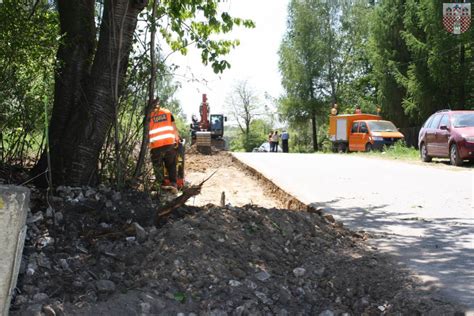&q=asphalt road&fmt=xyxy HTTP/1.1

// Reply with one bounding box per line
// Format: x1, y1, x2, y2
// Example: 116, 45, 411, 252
233, 152, 474, 310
